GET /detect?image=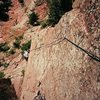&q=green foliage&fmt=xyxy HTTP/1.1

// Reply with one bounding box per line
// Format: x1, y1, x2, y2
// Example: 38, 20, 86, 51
13, 35, 23, 49
13, 37, 21, 49
0, 72, 5, 79
46, 0, 73, 26
21, 40, 31, 51
29, 12, 38, 26
46, 0, 64, 26
0, 43, 10, 52
0, 59, 9, 68
2, 63, 9, 68
15, 35, 23, 41
13, 40, 20, 49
